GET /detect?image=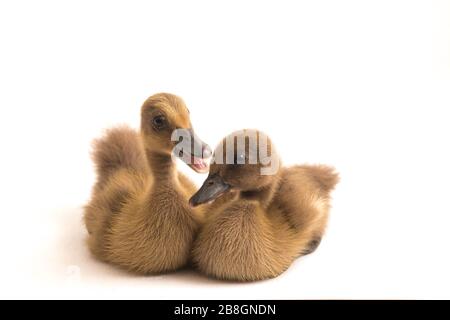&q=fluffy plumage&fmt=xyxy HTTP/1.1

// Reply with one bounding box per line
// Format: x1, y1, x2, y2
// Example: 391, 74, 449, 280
84, 93, 208, 274
190, 129, 339, 281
